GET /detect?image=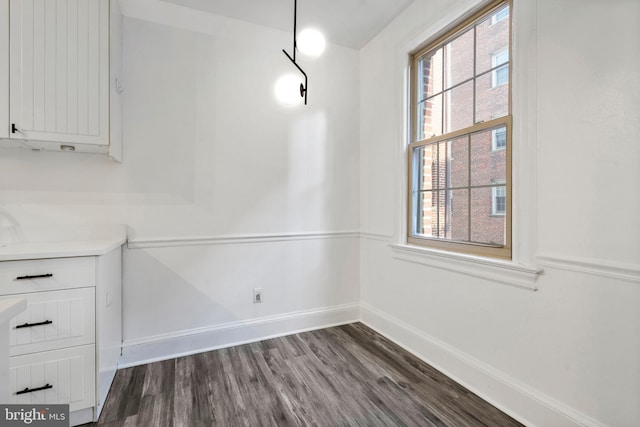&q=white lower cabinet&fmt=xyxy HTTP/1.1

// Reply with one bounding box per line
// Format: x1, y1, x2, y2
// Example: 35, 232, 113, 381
0, 246, 122, 426
9, 345, 95, 412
